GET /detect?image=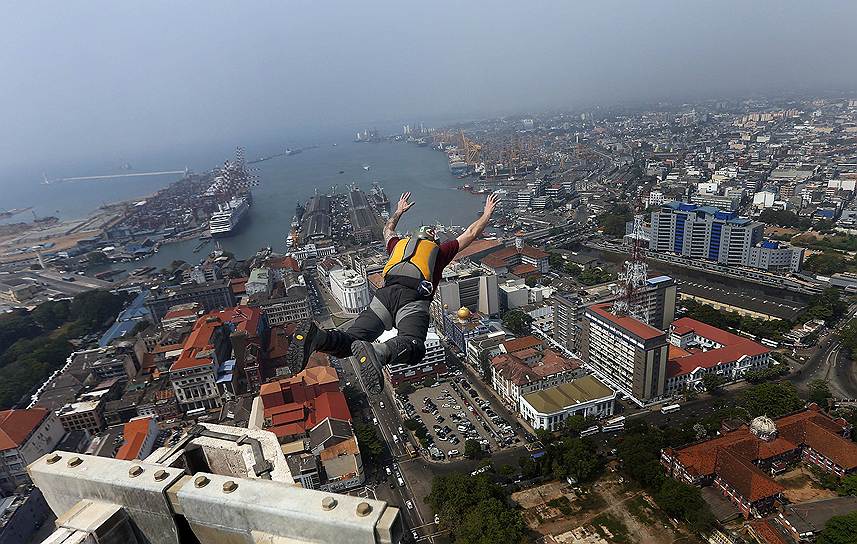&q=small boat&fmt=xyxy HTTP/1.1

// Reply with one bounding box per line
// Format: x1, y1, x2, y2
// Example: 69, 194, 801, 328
339, 170, 345, 174
362, 164, 370, 171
